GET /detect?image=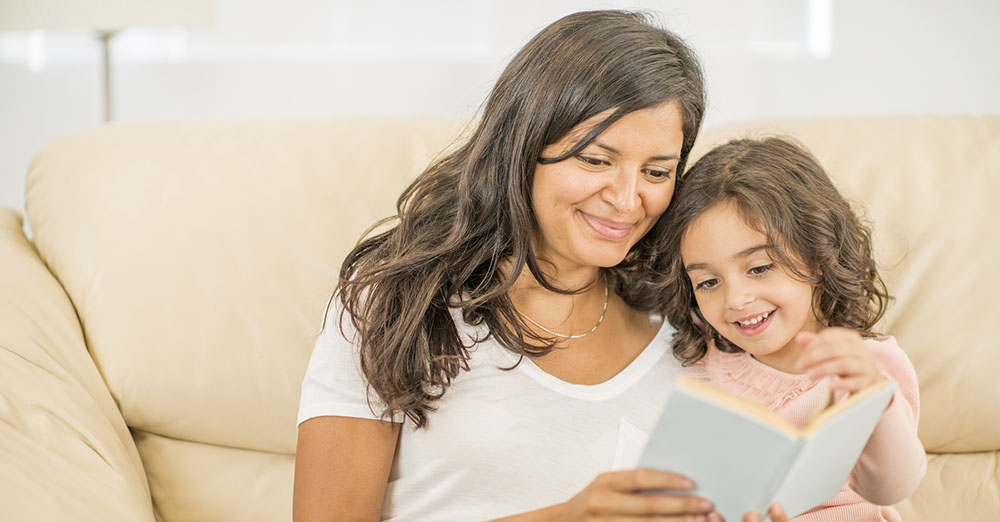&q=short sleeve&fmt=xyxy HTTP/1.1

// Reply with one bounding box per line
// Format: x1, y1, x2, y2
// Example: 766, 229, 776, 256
297, 297, 404, 425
